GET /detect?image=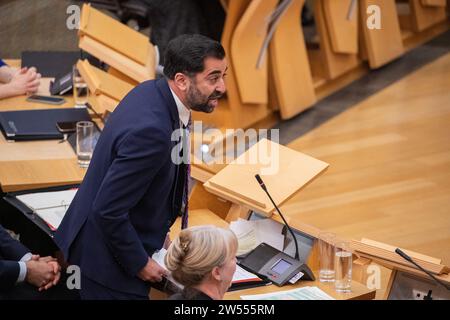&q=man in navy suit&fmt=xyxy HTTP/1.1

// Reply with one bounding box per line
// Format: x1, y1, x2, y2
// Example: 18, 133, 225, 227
55, 34, 227, 299
0, 224, 61, 299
